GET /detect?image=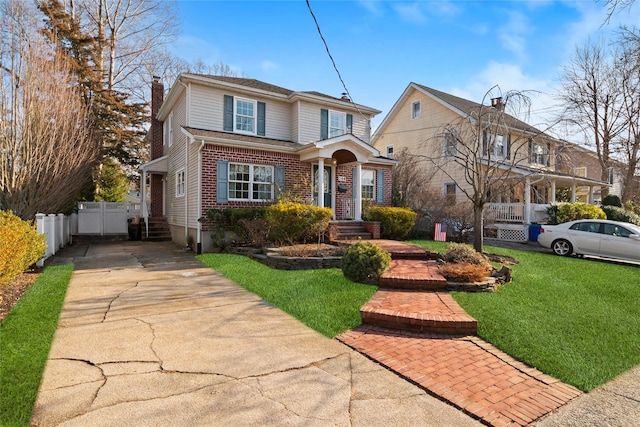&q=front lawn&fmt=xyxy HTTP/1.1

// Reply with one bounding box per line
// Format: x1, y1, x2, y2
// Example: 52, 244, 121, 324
412, 240, 640, 392
197, 254, 377, 337
0, 264, 73, 427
